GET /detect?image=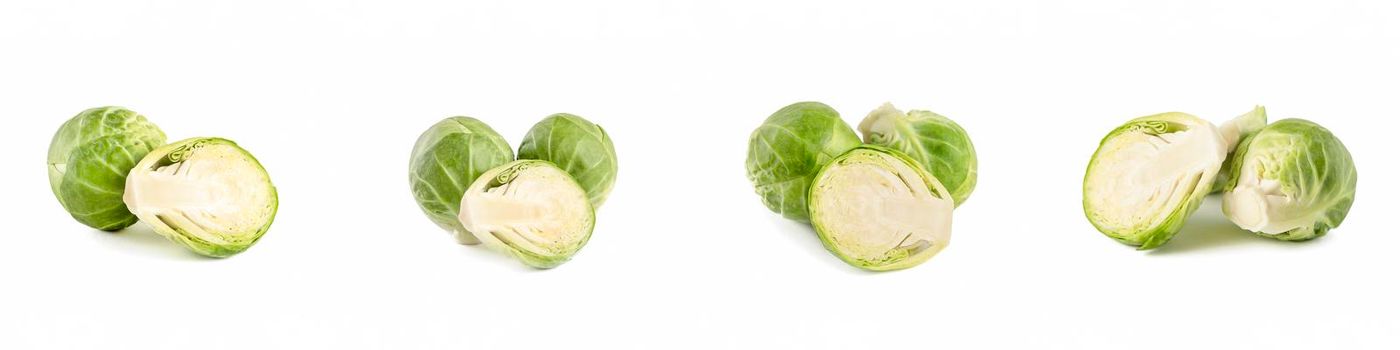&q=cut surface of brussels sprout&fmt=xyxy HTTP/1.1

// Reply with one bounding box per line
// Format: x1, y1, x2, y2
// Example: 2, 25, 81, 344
809, 146, 953, 271
517, 113, 618, 209
48, 106, 166, 231
858, 102, 978, 206
1223, 119, 1356, 241
459, 160, 594, 269
124, 137, 277, 258
409, 117, 514, 245
746, 101, 862, 222
1083, 112, 1226, 249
